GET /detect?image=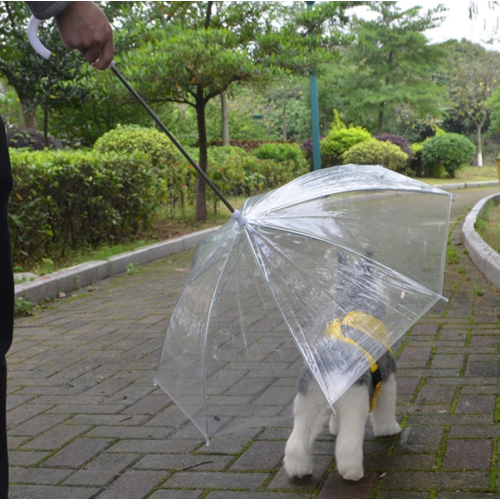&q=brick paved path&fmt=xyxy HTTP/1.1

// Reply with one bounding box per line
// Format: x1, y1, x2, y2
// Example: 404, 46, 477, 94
7, 186, 500, 499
